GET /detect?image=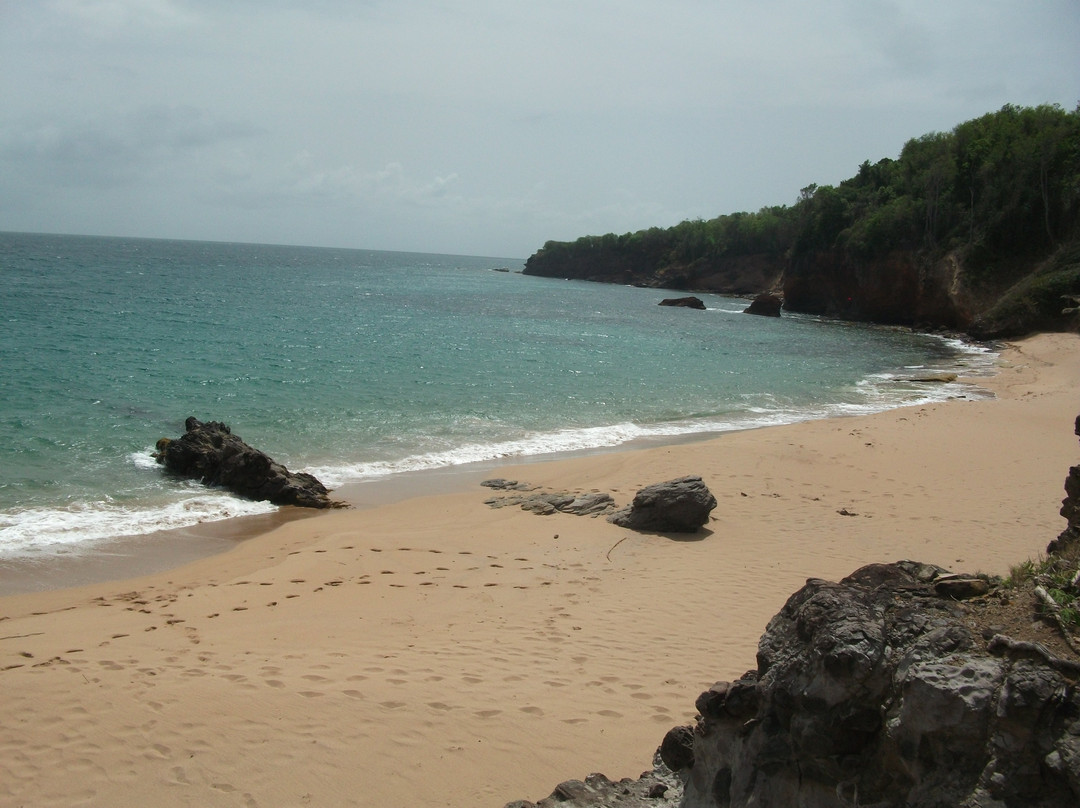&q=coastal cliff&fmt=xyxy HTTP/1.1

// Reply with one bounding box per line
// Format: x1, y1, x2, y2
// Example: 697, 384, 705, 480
523, 104, 1080, 338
